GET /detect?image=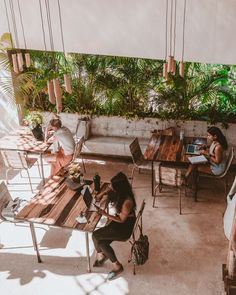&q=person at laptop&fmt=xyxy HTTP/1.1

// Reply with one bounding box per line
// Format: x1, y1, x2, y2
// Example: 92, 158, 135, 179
185, 126, 228, 180
92, 172, 136, 280
45, 118, 75, 176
